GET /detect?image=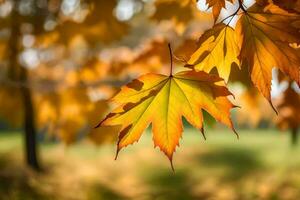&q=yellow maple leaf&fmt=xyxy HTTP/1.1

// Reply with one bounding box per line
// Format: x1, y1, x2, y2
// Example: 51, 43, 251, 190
96, 69, 237, 167
187, 23, 240, 82
236, 3, 300, 103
